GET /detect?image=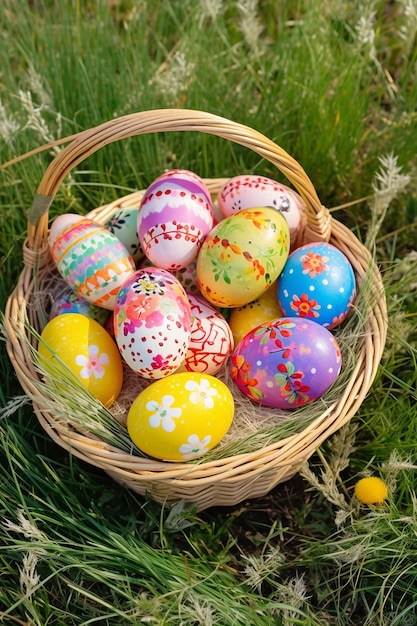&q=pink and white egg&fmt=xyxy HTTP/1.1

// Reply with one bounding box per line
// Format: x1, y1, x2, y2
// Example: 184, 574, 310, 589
113, 268, 192, 380
217, 174, 303, 247
138, 169, 215, 271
